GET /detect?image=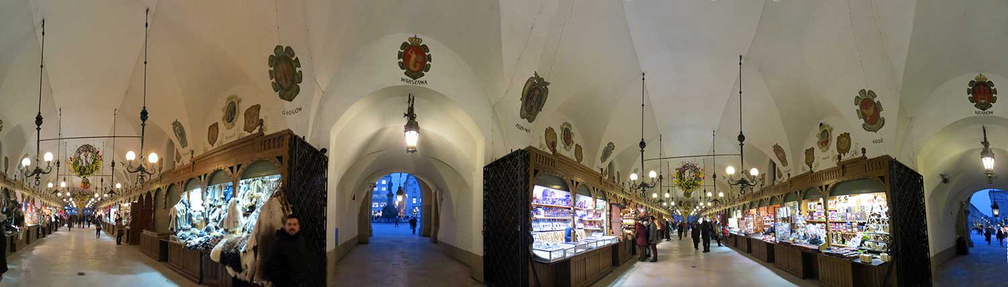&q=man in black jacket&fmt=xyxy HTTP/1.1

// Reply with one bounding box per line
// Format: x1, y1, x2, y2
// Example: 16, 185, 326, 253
700, 219, 713, 253
265, 215, 311, 287
690, 222, 701, 250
